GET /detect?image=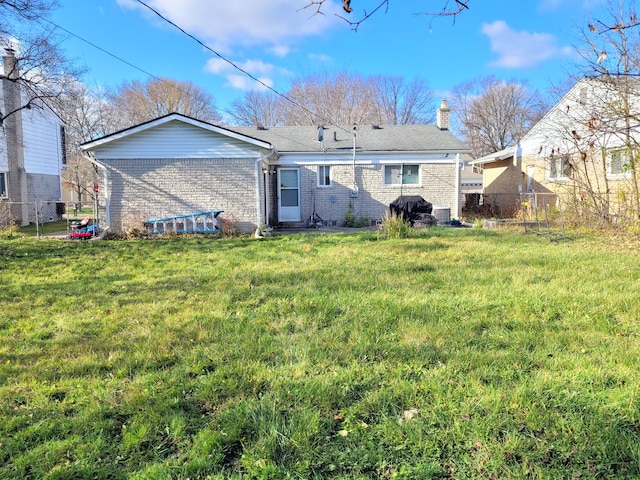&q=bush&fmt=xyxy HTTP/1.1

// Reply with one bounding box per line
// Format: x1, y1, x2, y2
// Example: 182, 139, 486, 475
344, 208, 369, 228
377, 212, 411, 239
